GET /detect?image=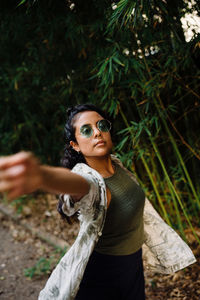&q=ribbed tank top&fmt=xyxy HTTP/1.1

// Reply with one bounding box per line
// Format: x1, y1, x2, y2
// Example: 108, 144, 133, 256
95, 162, 145, 255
